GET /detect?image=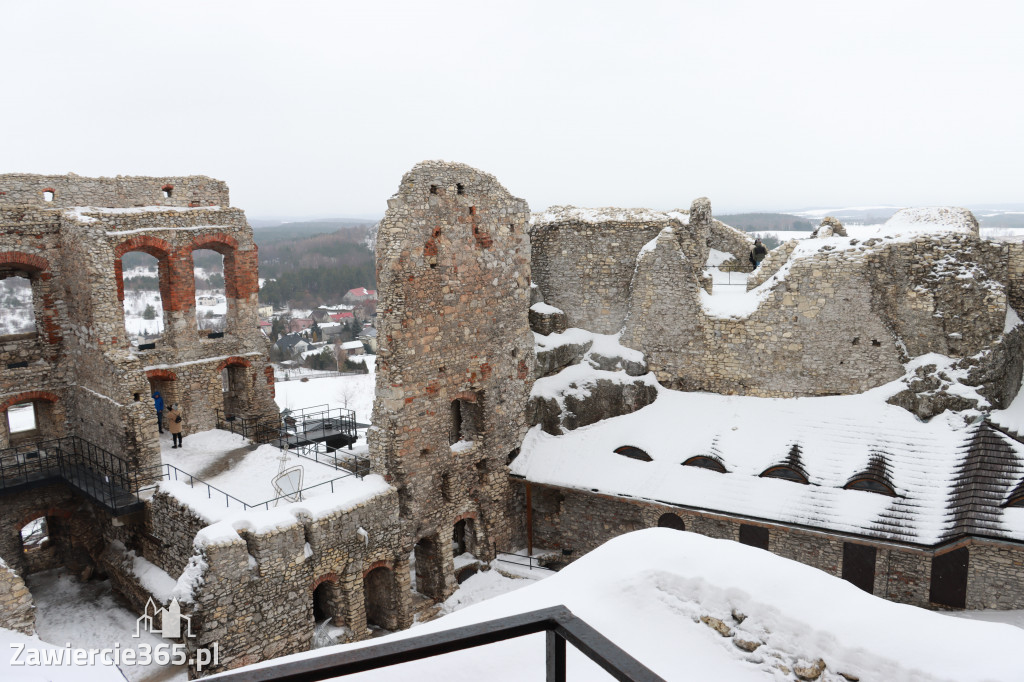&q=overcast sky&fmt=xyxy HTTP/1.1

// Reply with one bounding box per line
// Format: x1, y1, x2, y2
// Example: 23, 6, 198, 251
1, 1, 1021, 219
